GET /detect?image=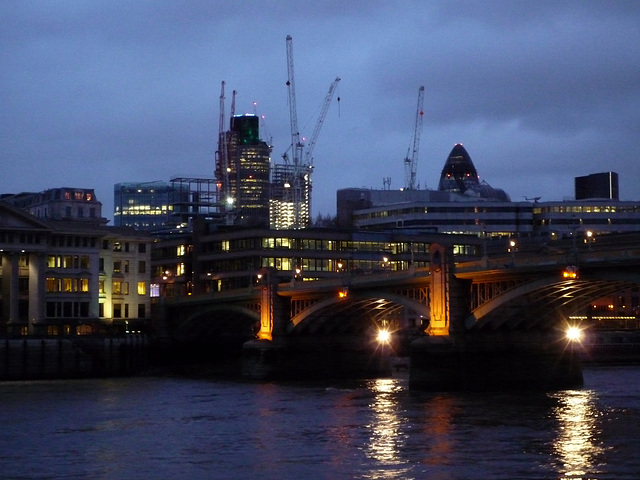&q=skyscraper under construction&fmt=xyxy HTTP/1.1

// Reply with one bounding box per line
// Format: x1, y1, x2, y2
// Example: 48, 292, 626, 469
216, 114, 271, 227
269, 162, 312, 229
